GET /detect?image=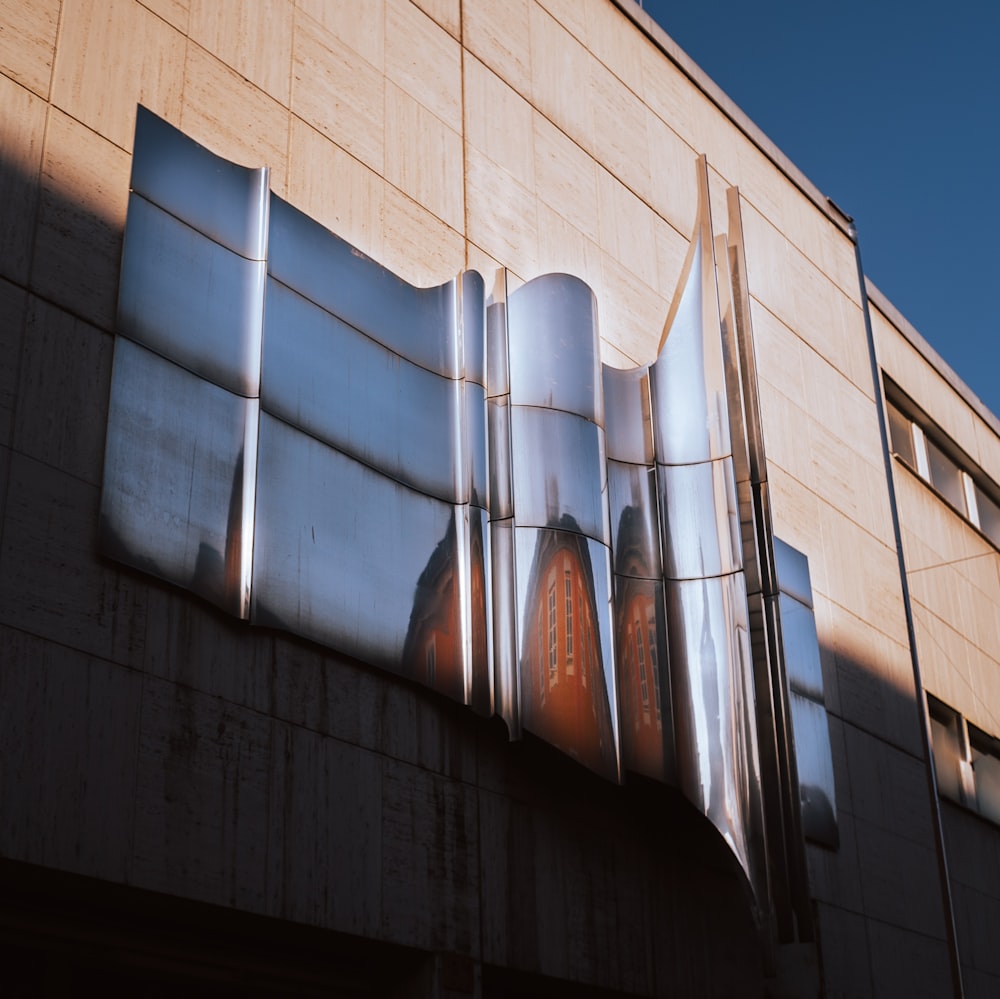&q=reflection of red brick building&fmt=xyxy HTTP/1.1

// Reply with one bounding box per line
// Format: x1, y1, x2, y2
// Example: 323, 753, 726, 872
613, 504, 670, 781
520, 518, 617, 778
